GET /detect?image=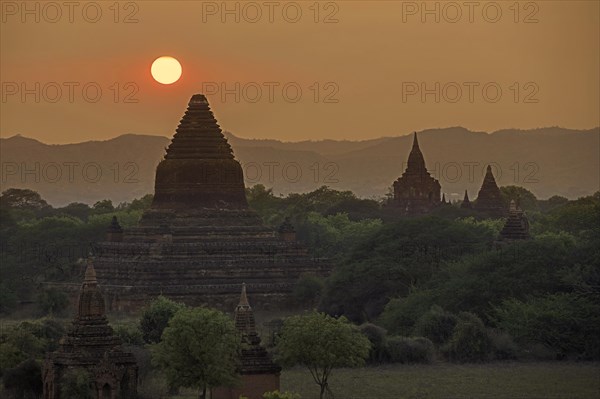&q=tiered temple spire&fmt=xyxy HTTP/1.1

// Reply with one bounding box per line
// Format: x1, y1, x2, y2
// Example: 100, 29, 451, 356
43, 259, 137, 399
474, 165, 505, 217
391, 132, 441, 215
461, 190, 472, 209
